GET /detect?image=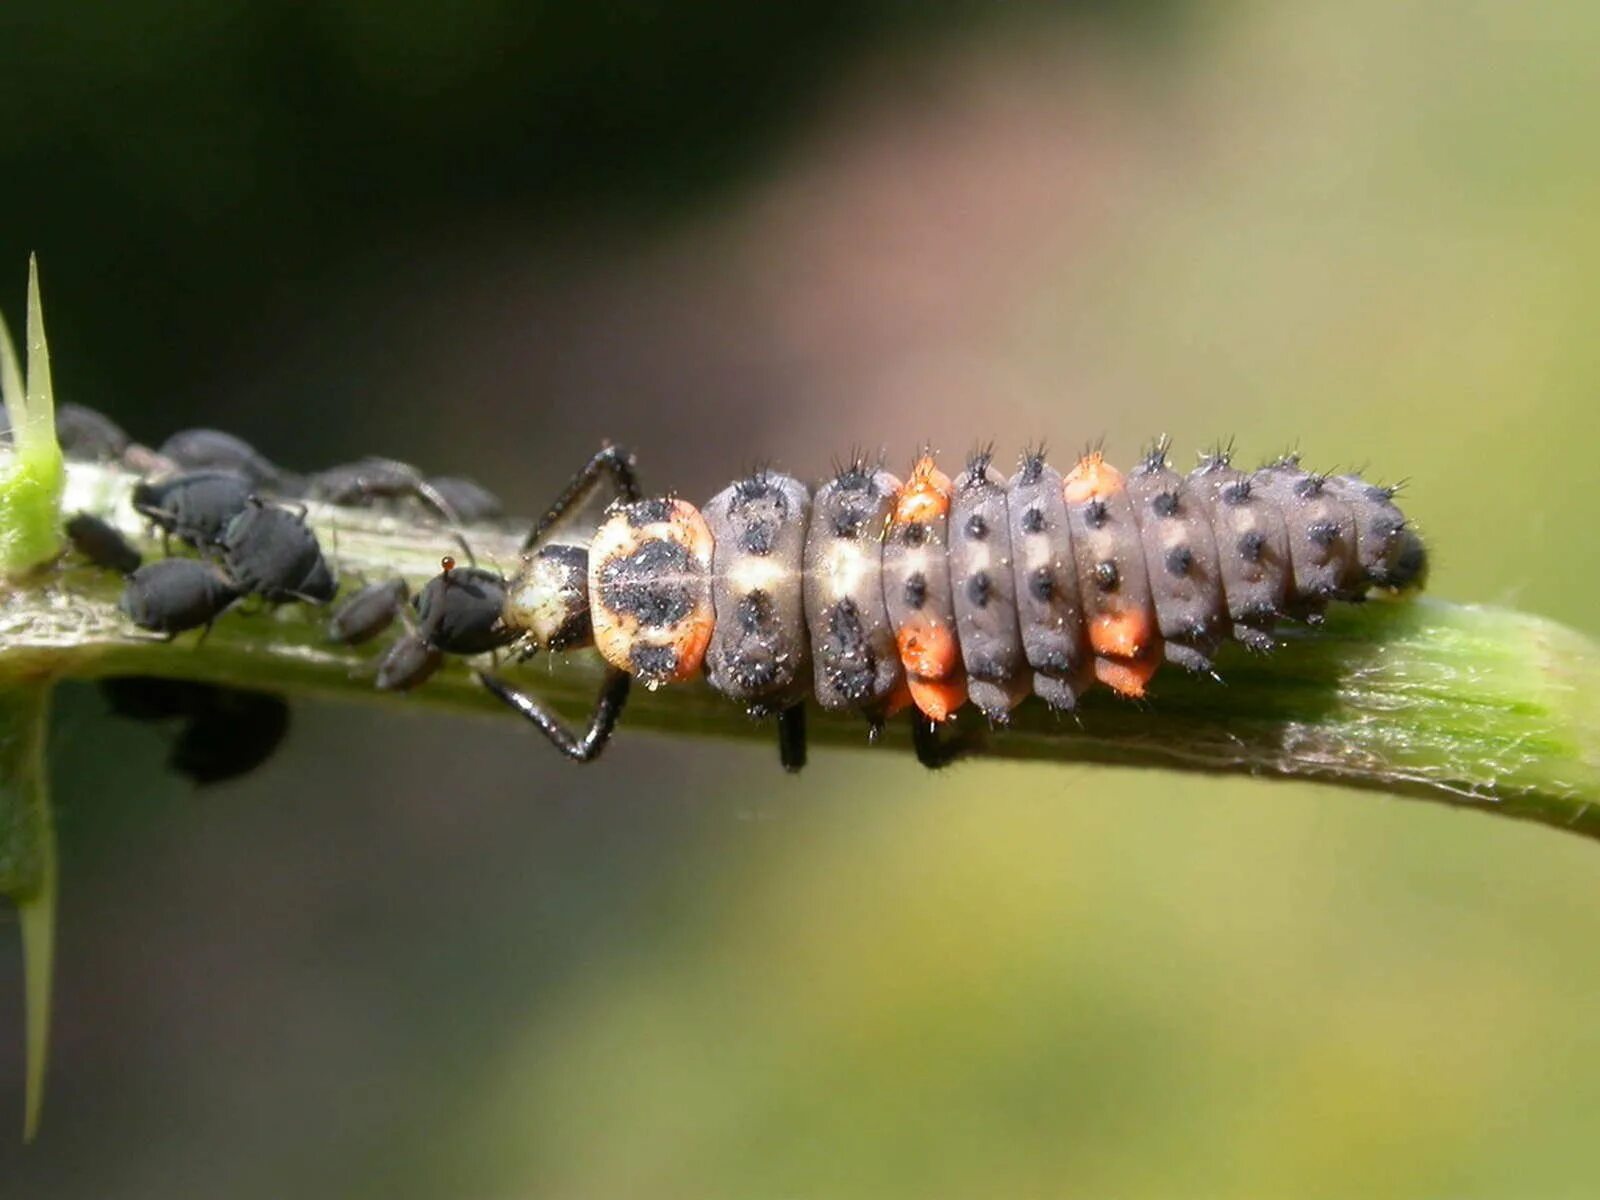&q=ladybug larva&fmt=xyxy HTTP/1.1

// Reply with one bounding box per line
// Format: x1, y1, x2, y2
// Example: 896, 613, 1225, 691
405, 443, 1427, 772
